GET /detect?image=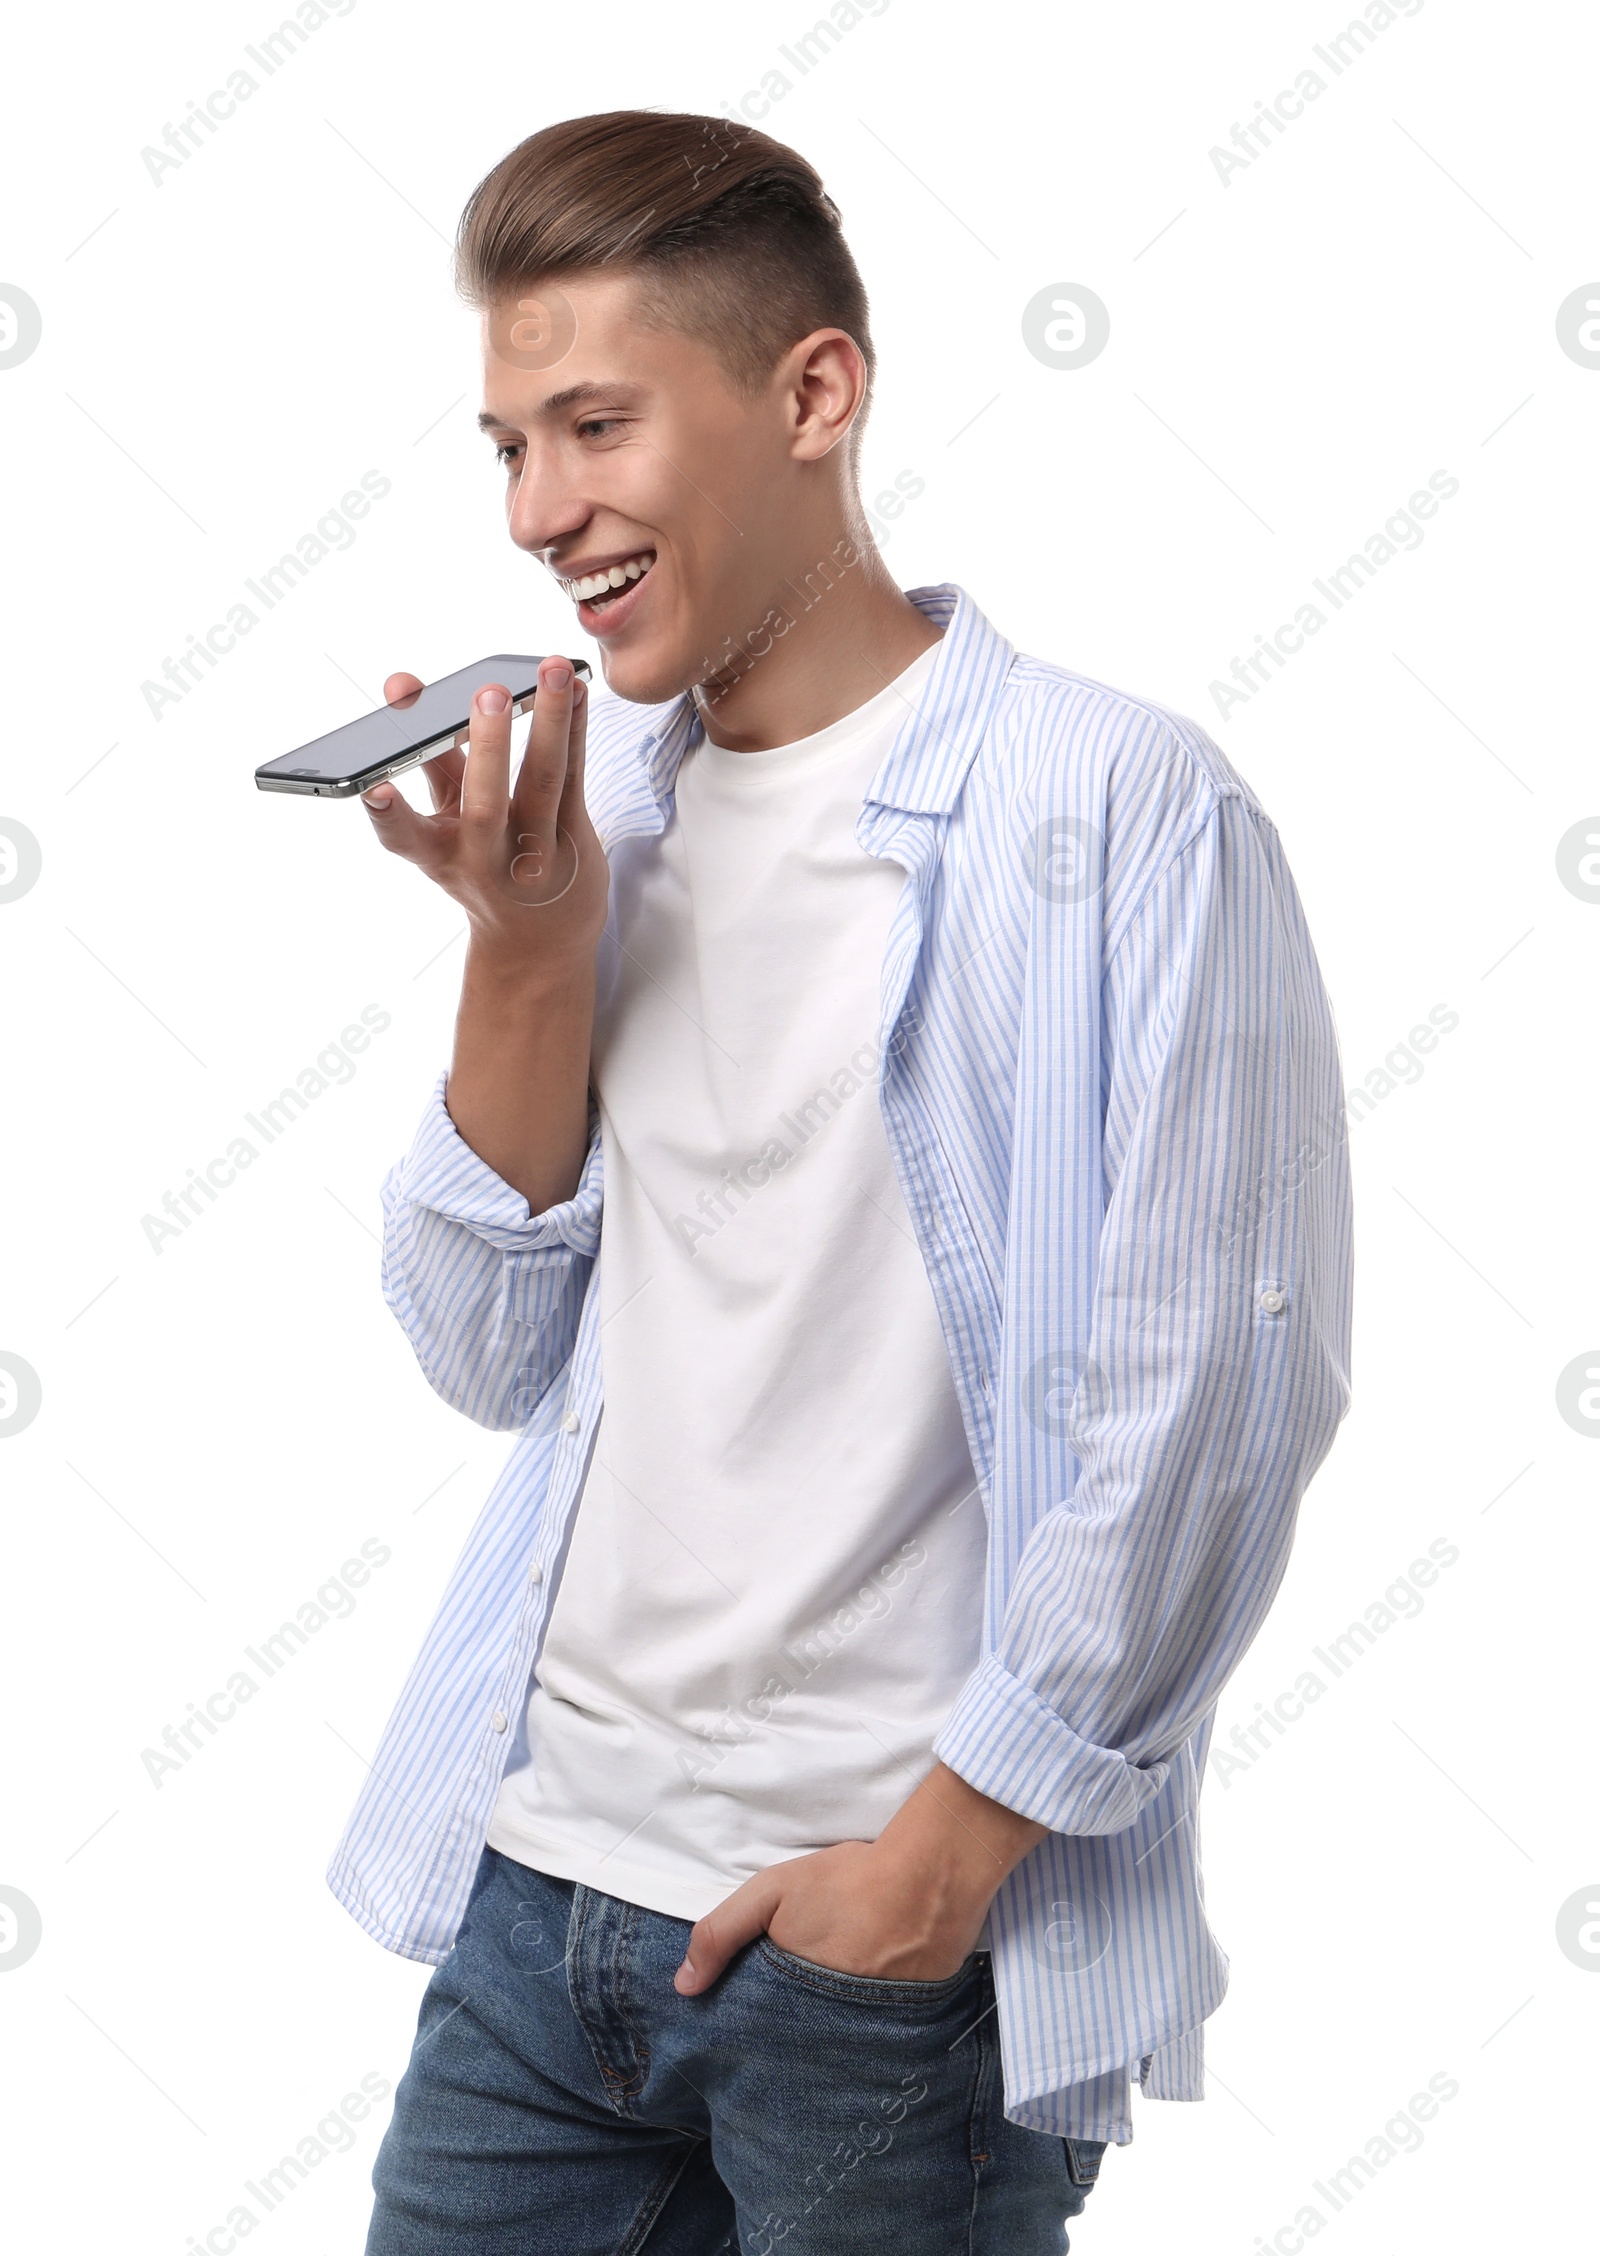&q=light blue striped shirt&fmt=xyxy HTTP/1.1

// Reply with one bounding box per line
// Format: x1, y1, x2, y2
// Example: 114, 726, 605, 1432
327, 582, 1353, 2145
